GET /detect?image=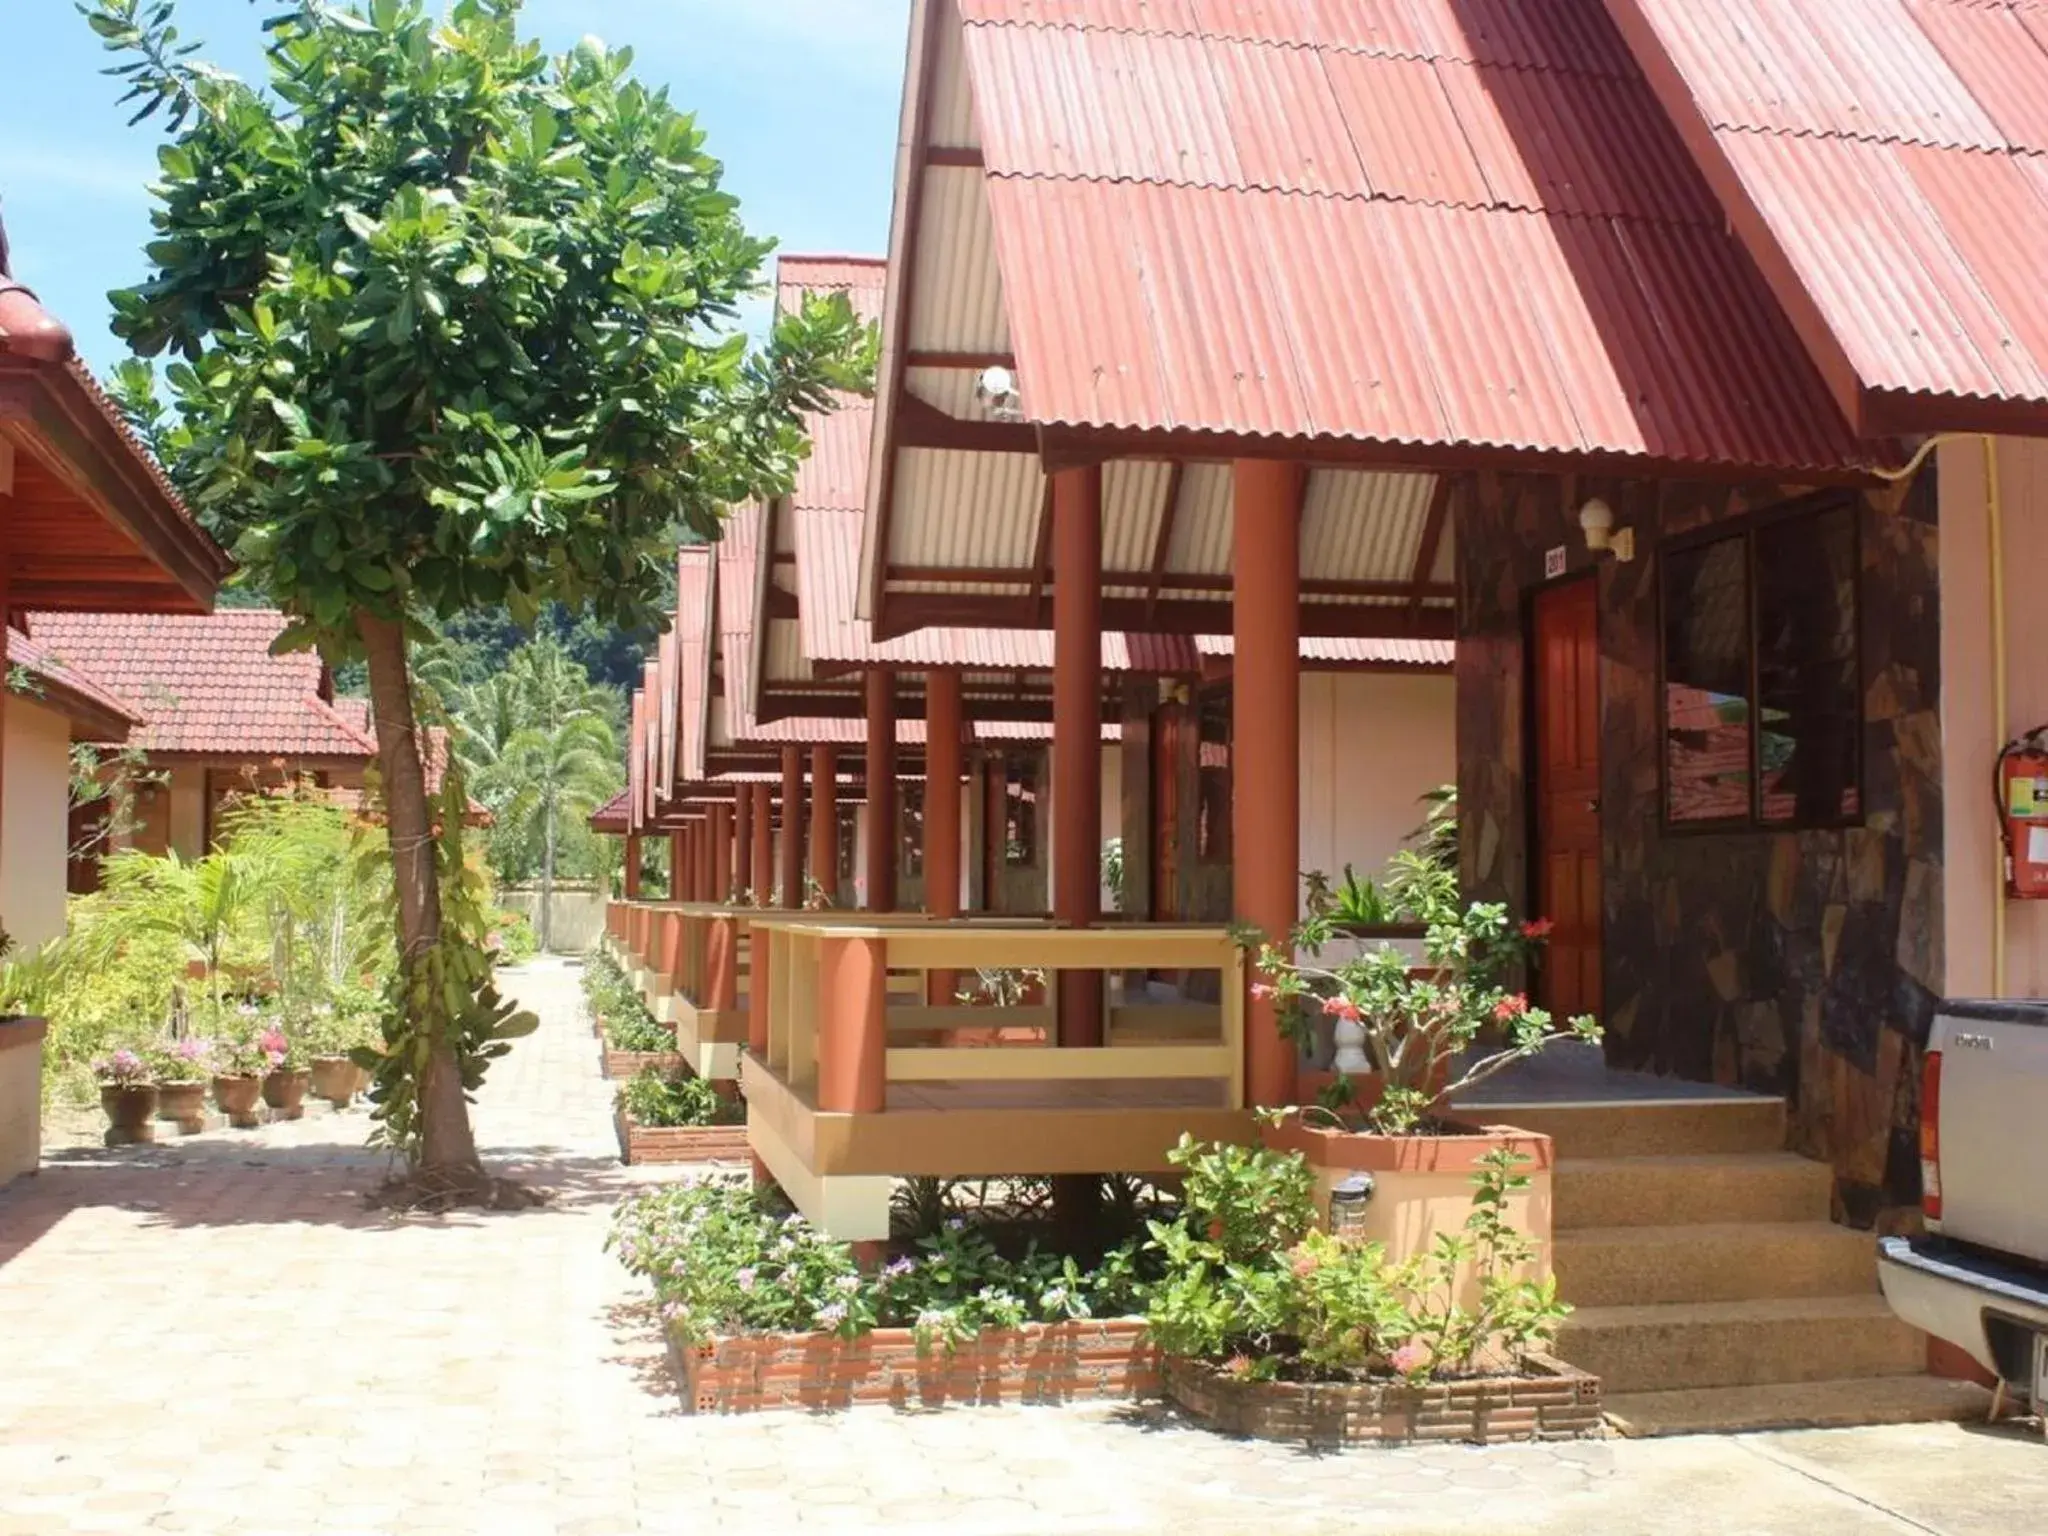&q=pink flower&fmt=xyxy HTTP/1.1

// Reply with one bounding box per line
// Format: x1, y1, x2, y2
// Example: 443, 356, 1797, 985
1249, 982, 1278, 1002
1221, 1354, 1258, 1381
1493, 994, 1529, 1023
1521, 918, 1555, 940
1320, 995, 1362, 1022
1289, 1246, 1322, 1279
1389, 1339, 1431, 1376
